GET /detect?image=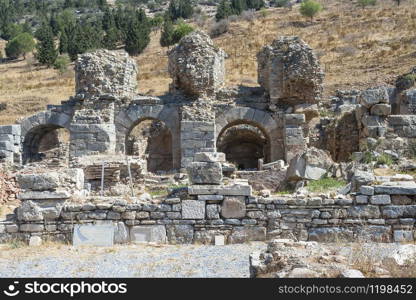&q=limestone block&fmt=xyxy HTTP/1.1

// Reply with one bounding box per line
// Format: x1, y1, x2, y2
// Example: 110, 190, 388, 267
221, 197, 246, 219
129, 225, 167, 244
359, 86, 389, 108
114, 222, 129, 244
370, 195, 391, 205
188, 184, 252, 196
18, 191, 71, 200
370, 104, 391, 116
73, 223, 114, 246
308, 227, 354, 242
166, 225, 194, 244
182, 200, 205, 219
228, 226, 266, 243
187, 161, 223, 185
194, 152, 226, 163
